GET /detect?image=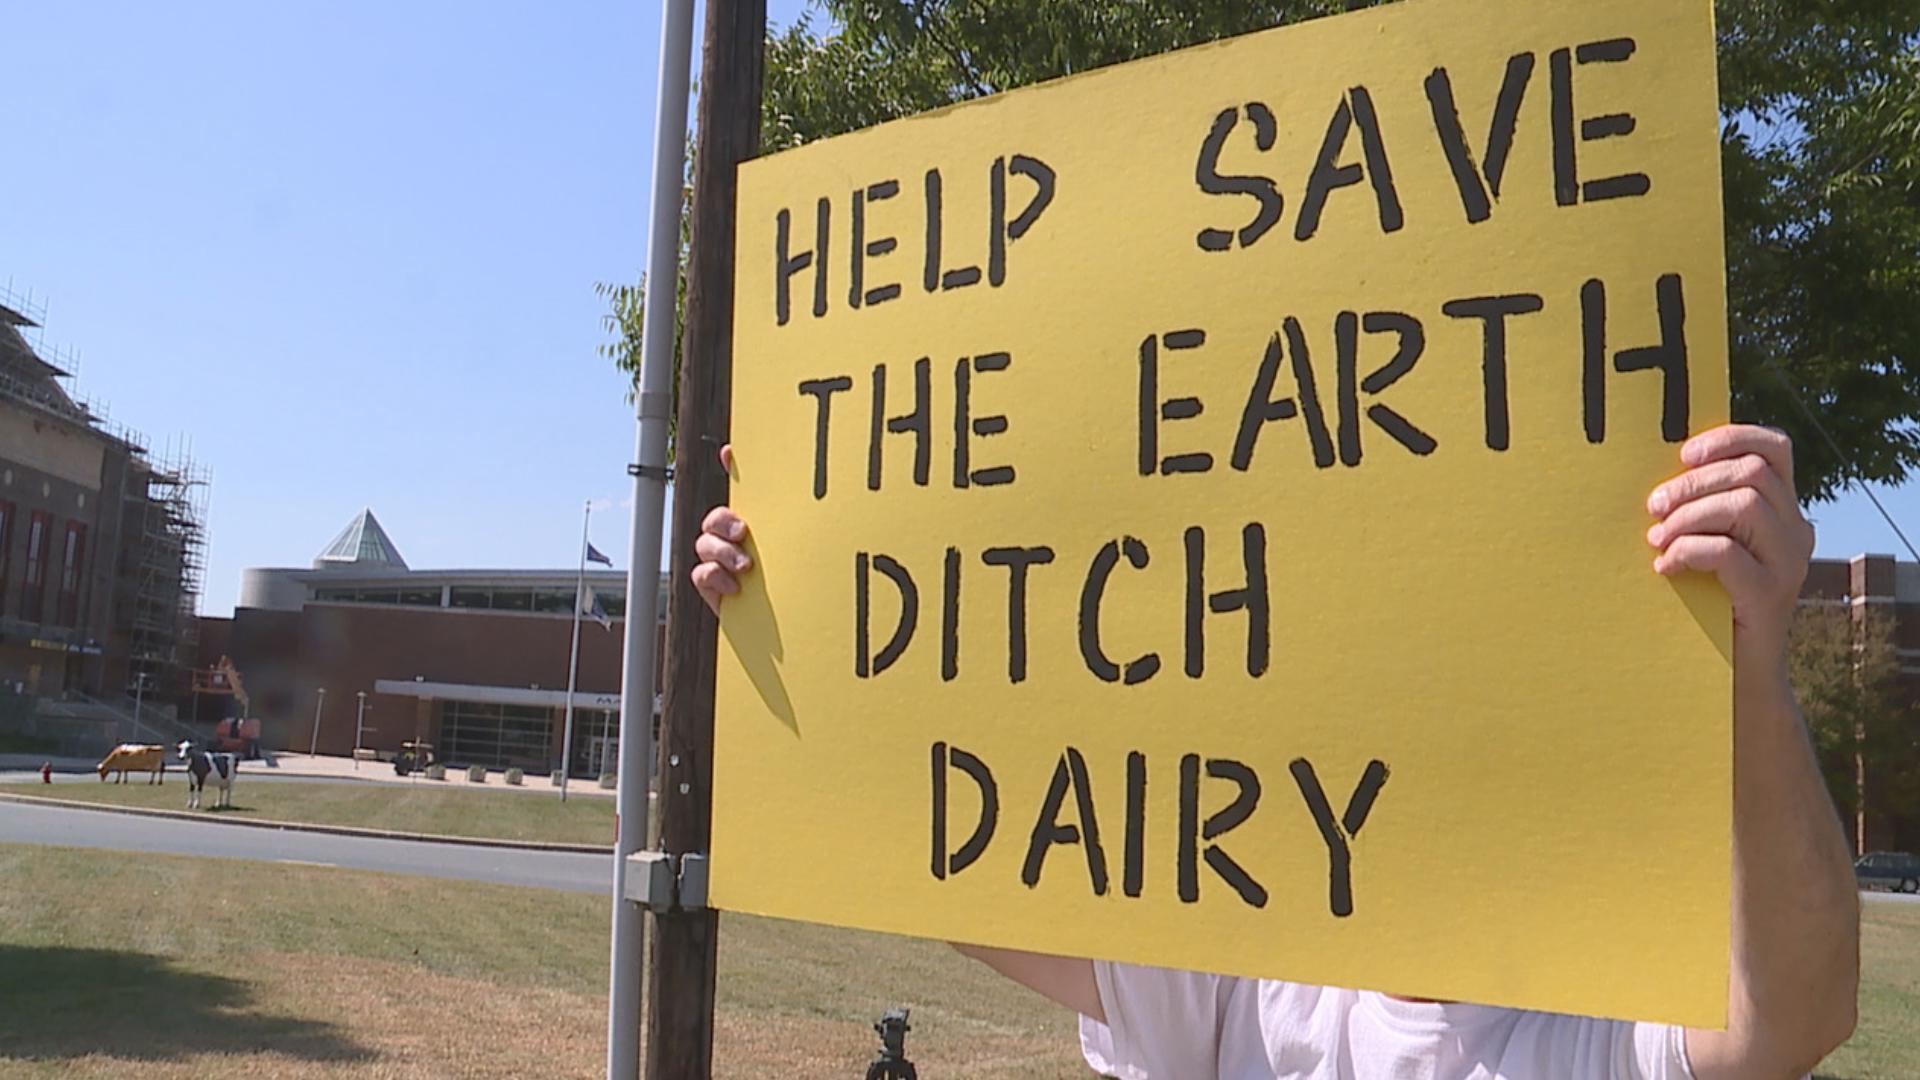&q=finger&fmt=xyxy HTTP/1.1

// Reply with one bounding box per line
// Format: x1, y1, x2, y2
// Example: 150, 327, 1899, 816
1647, 487, 1786, 567
691, 562, 739, 614
694, 532, 752, 573
1681, 425, 1794, 495
702, 505, 747, 543
719, 443, 734, 473
1648, 453, 1797, 521
1654, 533, 1768, 598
